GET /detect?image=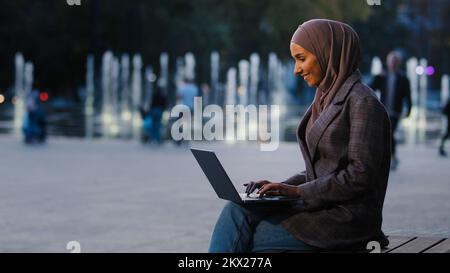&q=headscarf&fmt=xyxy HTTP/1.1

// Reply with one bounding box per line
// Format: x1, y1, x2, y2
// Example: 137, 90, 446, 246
291, 19, 361, 125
